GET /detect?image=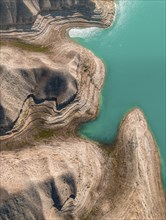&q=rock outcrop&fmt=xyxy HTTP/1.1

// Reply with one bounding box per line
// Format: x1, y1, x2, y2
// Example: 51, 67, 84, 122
0, 0, 114, 30
0, 0, 96, 28
90, 109, 166, 219
0, 0, 165, 219
0, 0, 113, 147
0, 109, 165, 220
0, 138, 105, 219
